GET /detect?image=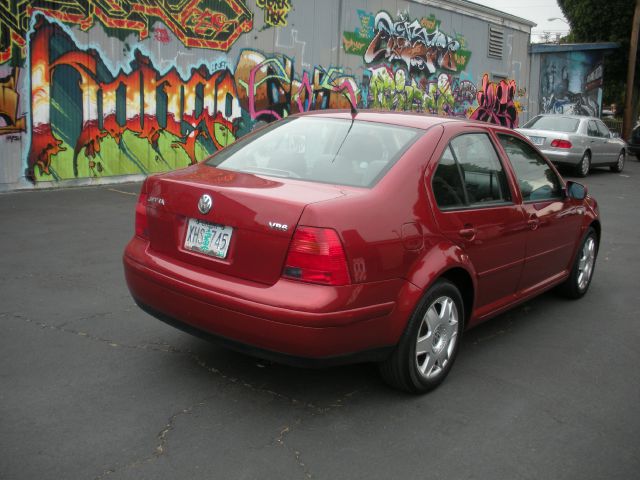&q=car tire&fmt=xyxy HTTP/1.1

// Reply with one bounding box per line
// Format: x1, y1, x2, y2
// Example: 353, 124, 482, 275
557, 227, 598, 299
610, 151, 625, 173
576, 151, 591, 177
379, 279, 464, 393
